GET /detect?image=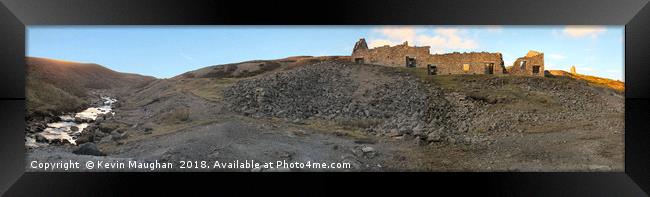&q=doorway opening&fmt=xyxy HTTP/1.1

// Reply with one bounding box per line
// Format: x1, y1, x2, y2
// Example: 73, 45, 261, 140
533, 65, 541, 74
485, 63, 494, 74
405, 56, 416, 68
427, 64, 437, 75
